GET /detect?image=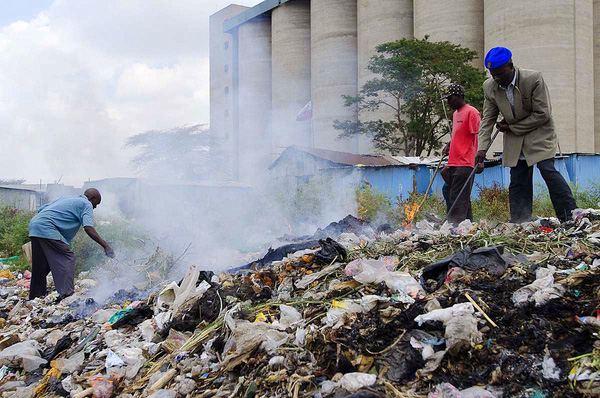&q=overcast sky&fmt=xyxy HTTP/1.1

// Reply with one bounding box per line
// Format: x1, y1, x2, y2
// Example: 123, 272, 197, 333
0, 0, 261, 186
